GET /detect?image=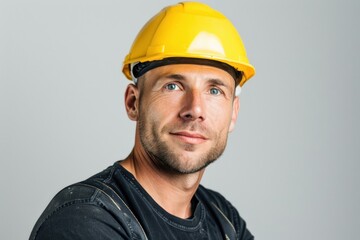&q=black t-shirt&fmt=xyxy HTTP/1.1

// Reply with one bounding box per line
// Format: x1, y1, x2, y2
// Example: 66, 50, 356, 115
30, 162, 253, 239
